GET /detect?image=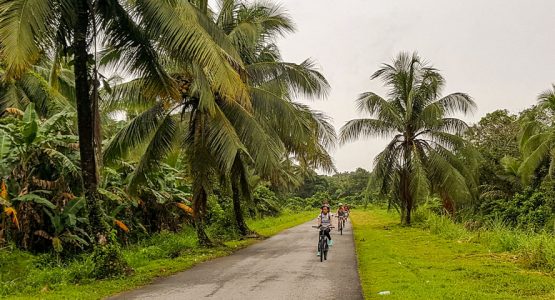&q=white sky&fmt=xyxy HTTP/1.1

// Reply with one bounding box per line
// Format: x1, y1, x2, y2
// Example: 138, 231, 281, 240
271, 0, 555, 172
